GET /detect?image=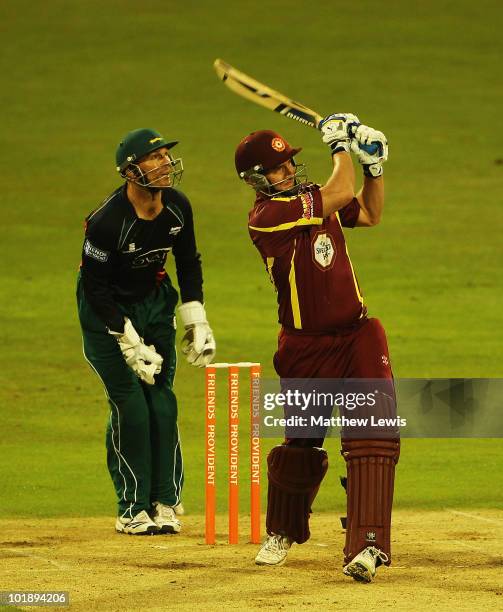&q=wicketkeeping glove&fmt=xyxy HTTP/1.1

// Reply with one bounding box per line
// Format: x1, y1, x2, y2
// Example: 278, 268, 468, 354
109, 318, 163, 385
318, 113, 360, 154
130, 357, 163, 386
178, 301, 216, 367
351, 125, 388, 178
